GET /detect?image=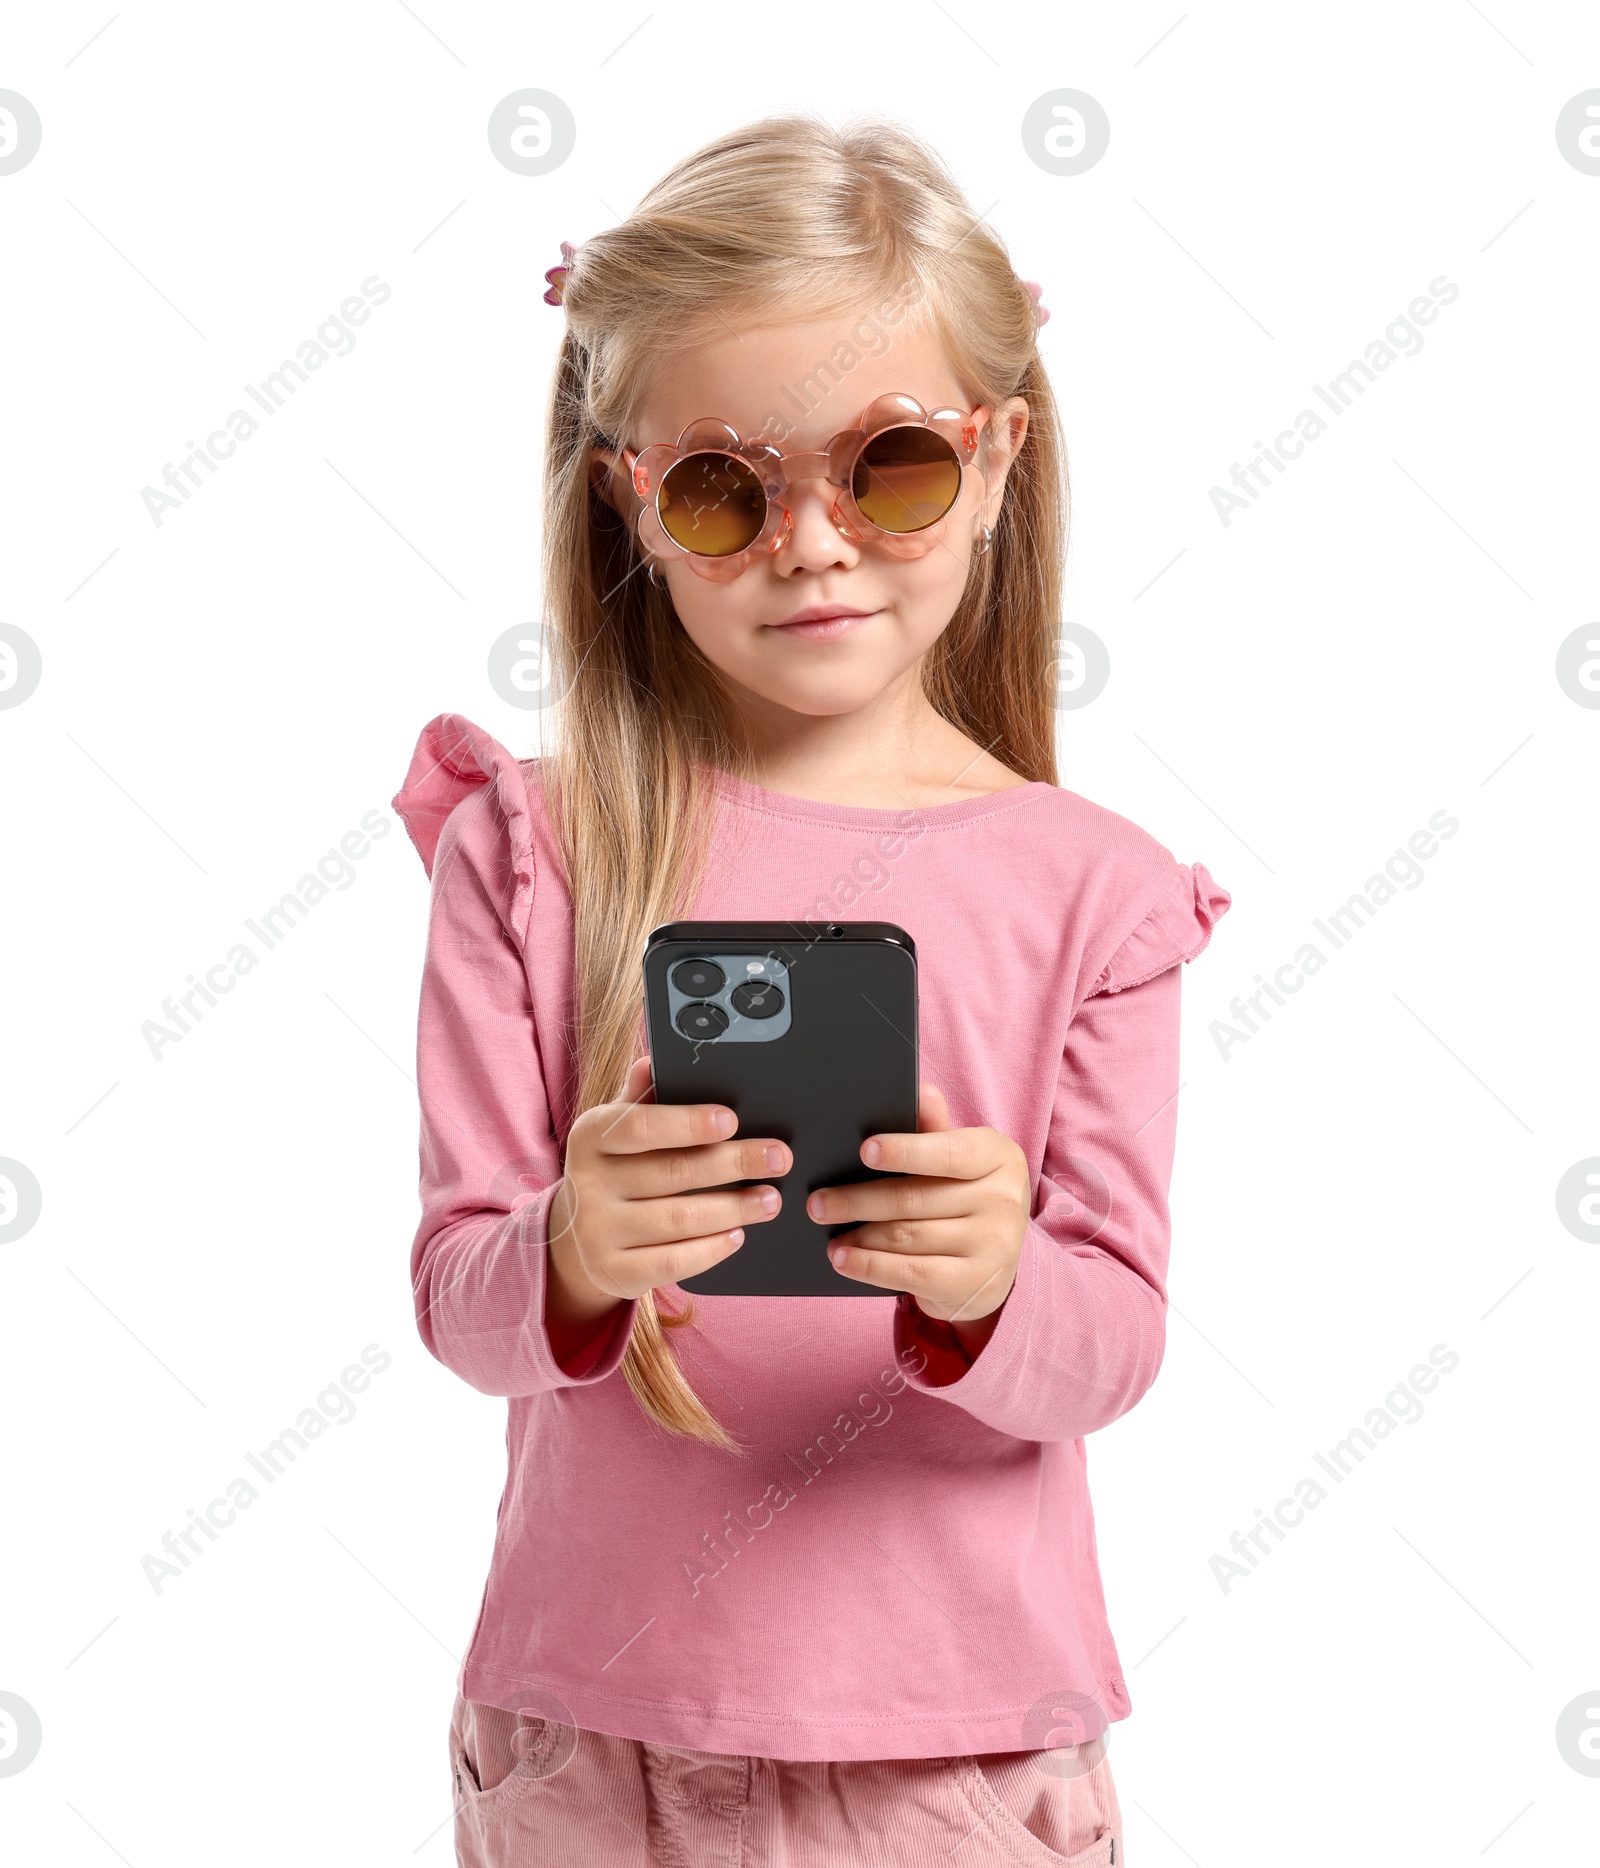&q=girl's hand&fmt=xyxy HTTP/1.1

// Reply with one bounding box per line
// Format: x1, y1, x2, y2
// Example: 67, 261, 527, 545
545, 1057, 791, 1349
806, 1083, 1030, 1355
